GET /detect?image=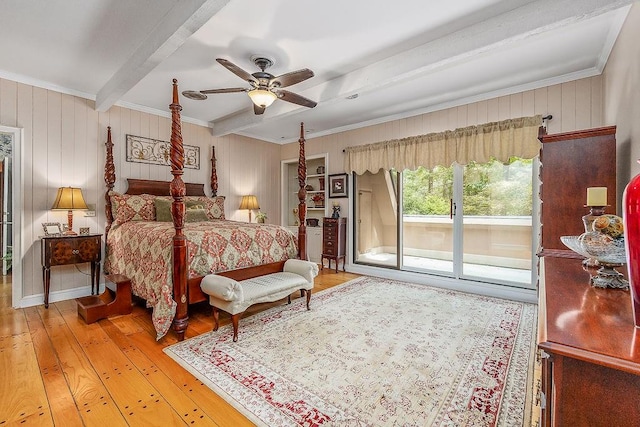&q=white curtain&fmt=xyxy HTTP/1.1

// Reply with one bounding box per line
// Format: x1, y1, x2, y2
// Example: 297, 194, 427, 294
344, 115, 542, 174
